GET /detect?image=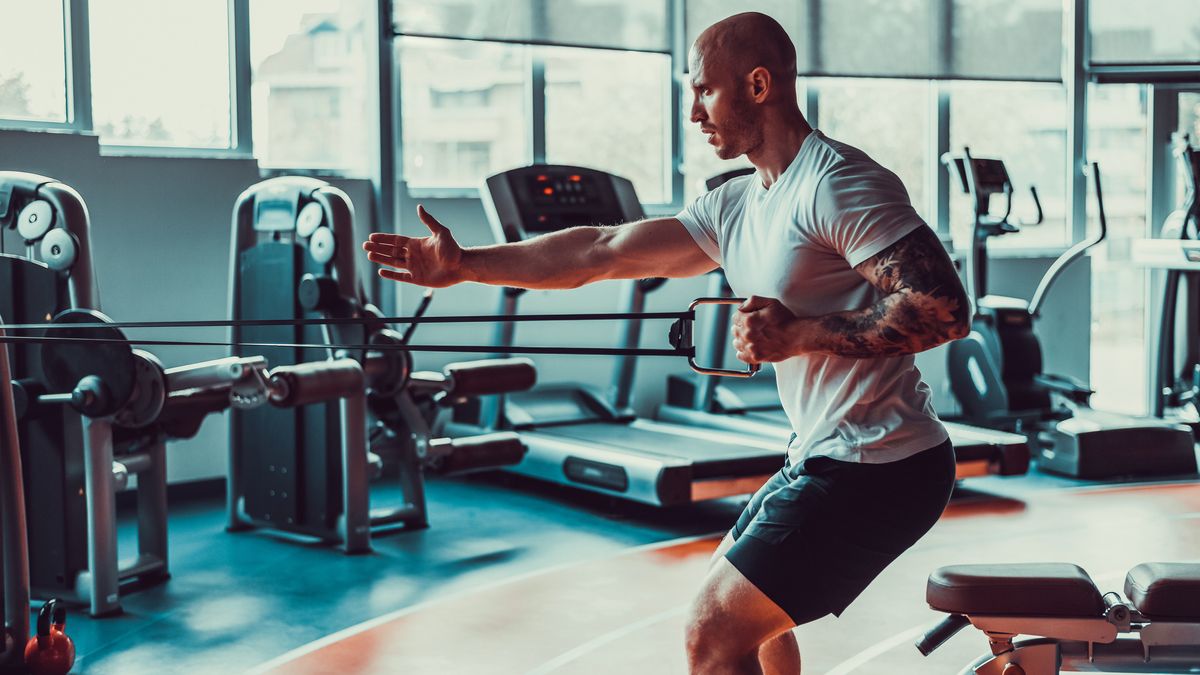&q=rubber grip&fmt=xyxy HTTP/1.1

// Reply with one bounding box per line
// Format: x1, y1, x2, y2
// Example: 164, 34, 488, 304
443, 358, 536, 399
914, 613, 970, 657
270, 358, 364, 407
433, 432, 526, 474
